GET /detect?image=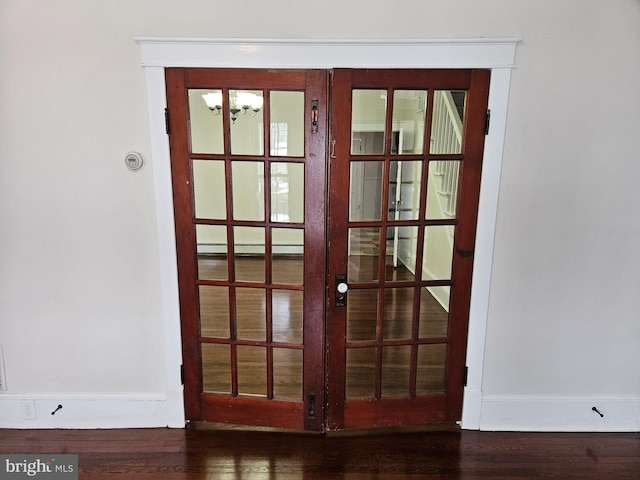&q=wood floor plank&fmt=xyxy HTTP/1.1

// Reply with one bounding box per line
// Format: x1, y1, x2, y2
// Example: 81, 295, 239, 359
0, 428, 638, 479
